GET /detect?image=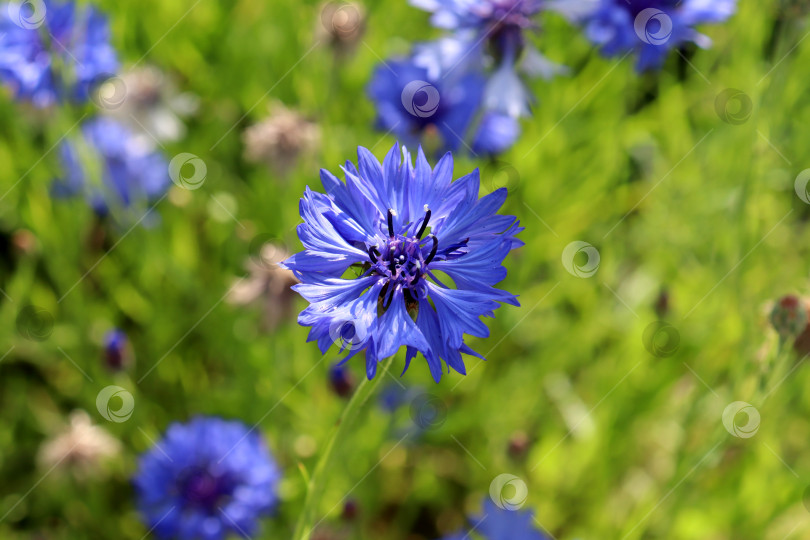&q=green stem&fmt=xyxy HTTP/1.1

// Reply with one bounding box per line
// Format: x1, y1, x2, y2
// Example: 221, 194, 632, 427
292, 355, 396, 540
